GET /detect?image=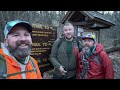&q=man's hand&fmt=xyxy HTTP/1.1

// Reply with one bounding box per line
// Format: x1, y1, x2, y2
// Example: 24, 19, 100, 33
59, 66, 67, 75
